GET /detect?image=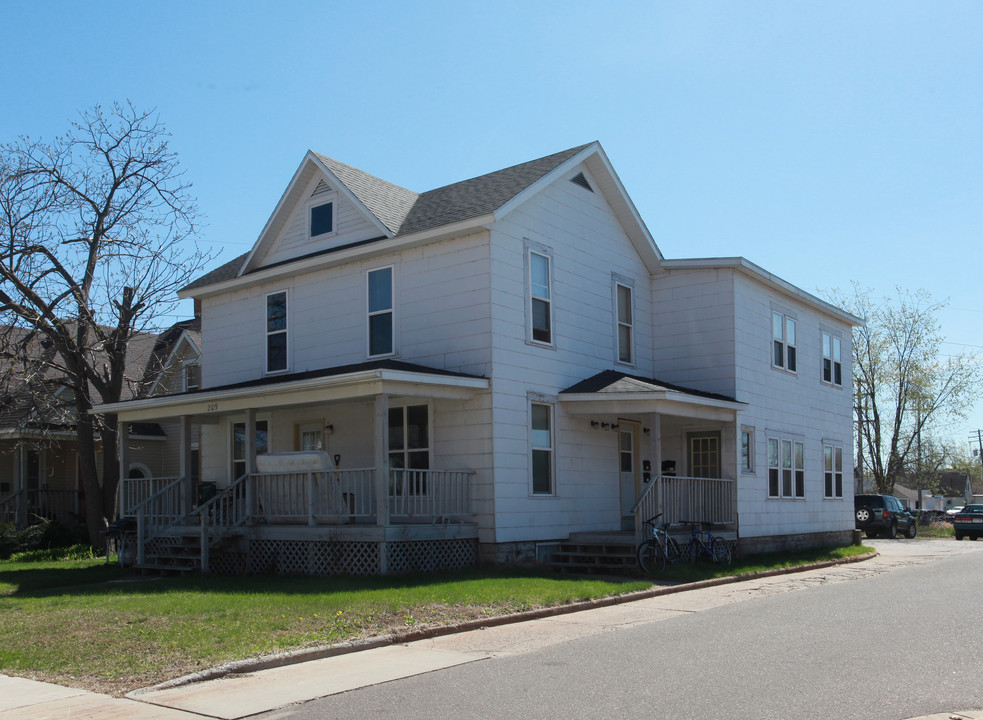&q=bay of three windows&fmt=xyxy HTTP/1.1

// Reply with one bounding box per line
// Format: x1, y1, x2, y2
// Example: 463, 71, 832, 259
766, 435, 843, 499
